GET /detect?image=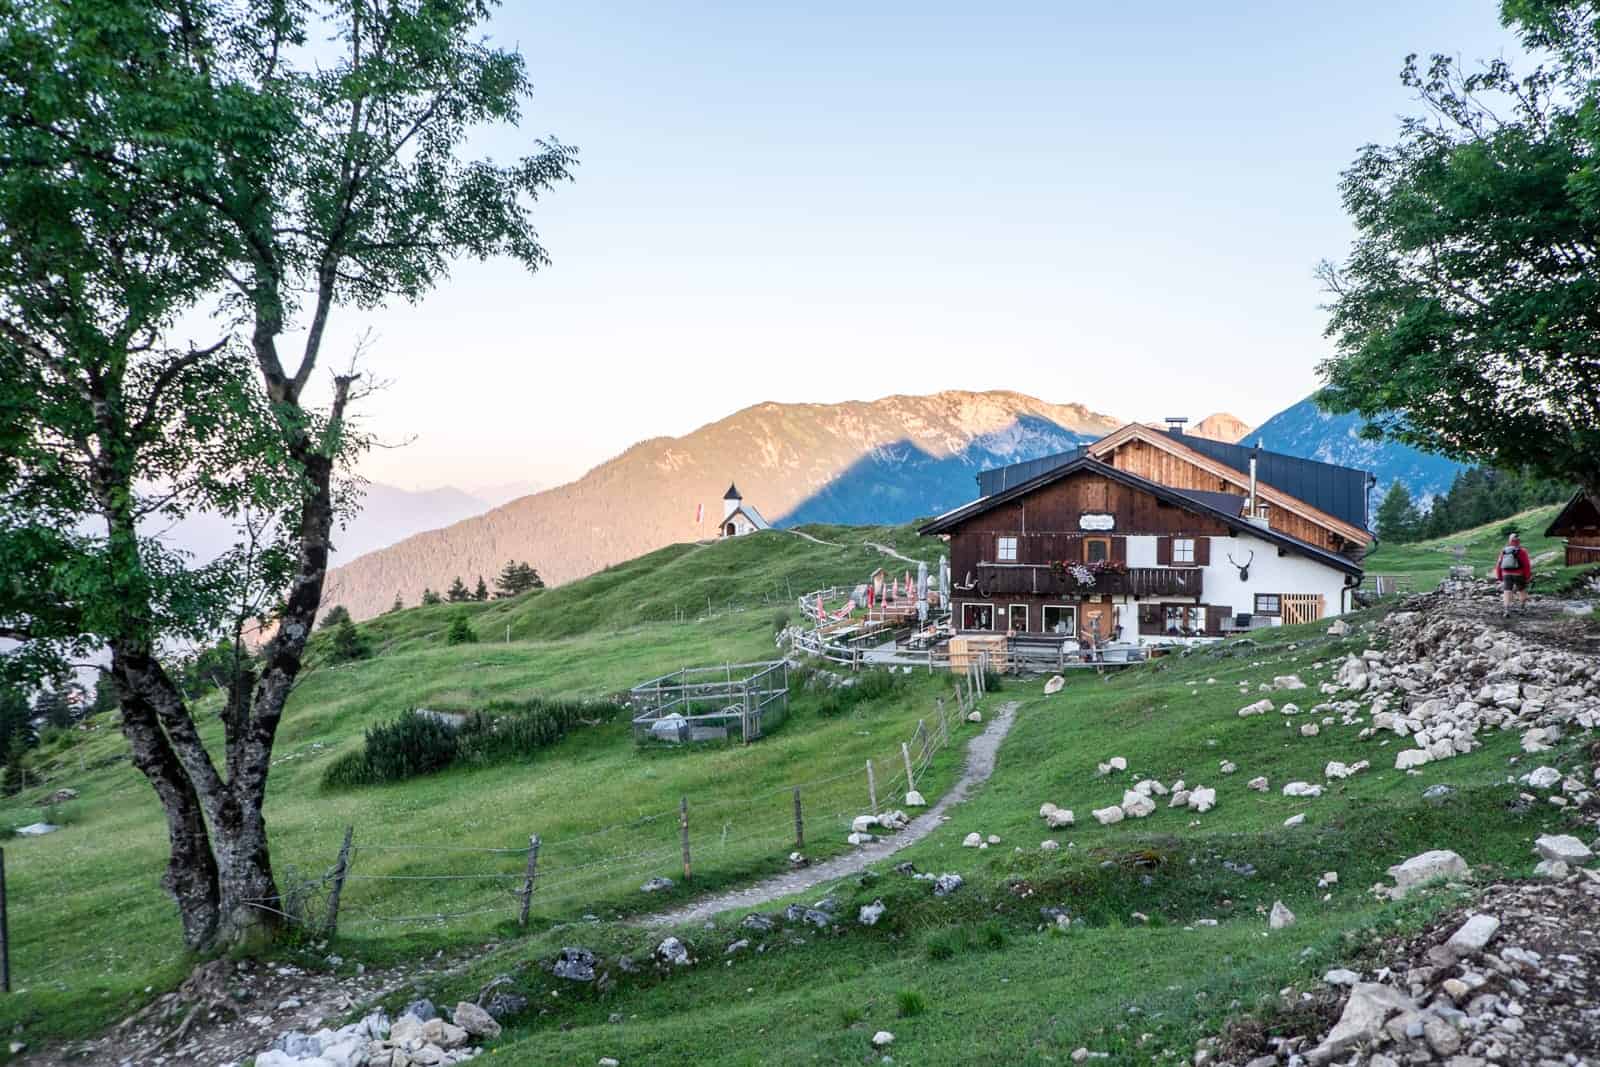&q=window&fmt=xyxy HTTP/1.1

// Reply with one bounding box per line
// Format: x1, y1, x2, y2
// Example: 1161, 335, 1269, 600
1043, 605, 1076, 635
1008, 604, 1028, 632
962, 603, 994, 631
1084, 536, 1110, 563
997, 536, 1018, 562
1254, 593, 1281, 616
1172, 538, 1196, 565
1163, 605, 1205, 634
